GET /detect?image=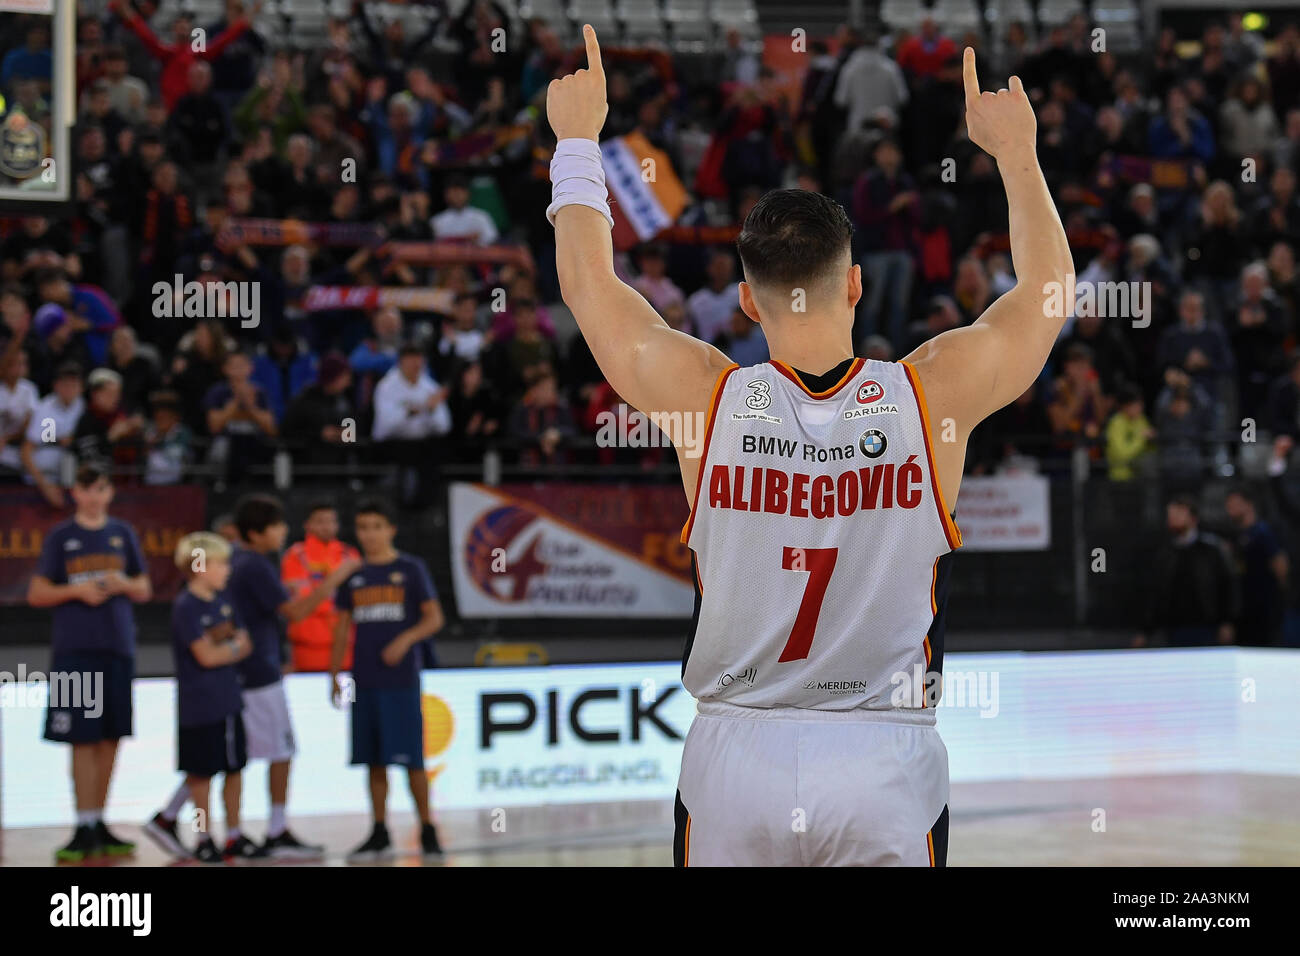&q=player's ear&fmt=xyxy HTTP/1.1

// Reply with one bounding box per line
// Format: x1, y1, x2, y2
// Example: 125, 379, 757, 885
737, 281, 762, 323
847, 263, 863, 311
